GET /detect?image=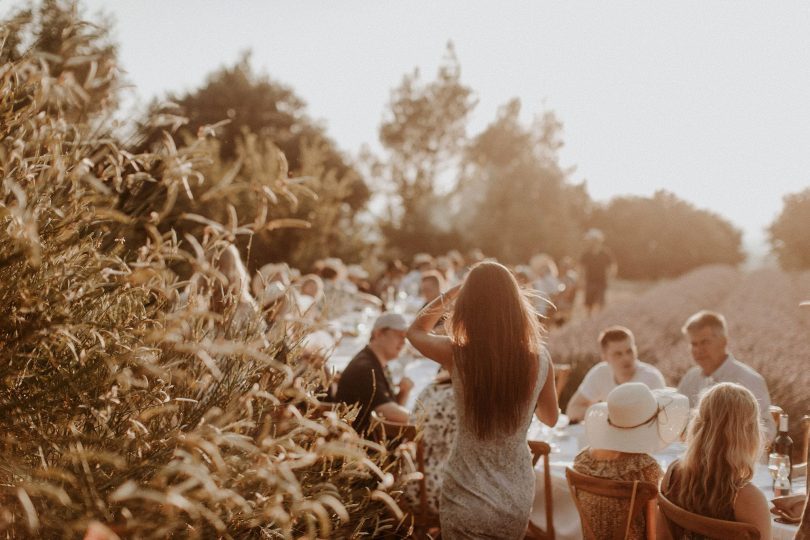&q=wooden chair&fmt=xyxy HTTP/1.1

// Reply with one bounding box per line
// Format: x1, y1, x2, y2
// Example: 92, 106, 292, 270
657, 492, 760, 540
369, 411, 440, 538
565, 467, 657, 540
554, 364, 572, 397
525, 440, 554, 540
